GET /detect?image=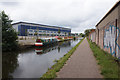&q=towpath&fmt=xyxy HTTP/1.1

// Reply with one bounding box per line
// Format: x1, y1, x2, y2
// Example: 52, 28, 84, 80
57, 38, 103, 78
